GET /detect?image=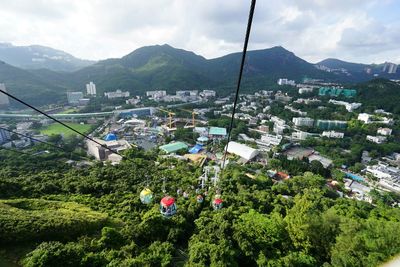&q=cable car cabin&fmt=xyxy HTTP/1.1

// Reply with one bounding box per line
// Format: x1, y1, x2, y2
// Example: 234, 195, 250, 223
196, 195, 204, 203
160, 196, 177, 217
212, 198, 223, 210
140, 188, 153, 204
